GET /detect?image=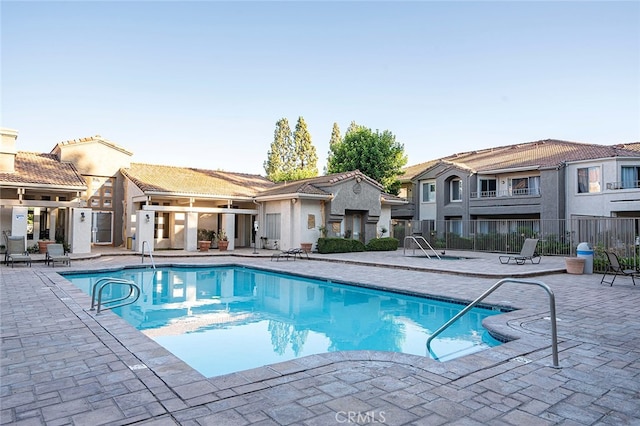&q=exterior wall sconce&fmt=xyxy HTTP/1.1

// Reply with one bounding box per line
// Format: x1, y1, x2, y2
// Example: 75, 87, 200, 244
145, 214, 150, 223
80, 212, 85, 222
